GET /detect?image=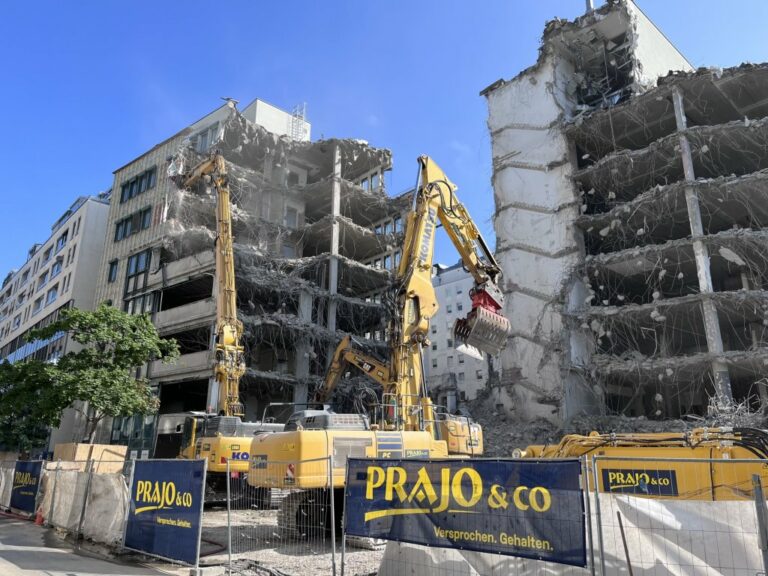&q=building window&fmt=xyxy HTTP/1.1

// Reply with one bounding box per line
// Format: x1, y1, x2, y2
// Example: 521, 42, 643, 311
55, 231, 68, 253
115, 206, 152, 241
394, 216, 403, 233
285, 206, 298, 229
125, 293, 153, 315
372, 173, 381, 190
384, 254, 392, 269
431, 324, 437, 334
373, 259, 381, 269
360, 178, 370, 191
108, 260, 118, 283
46, 284, 58, 305
457, 302, 463, 311
32, 297, 43, 316
457, 287, 463, 294
374, 224, 382, 235
432, 358, 438, 369
458, 372, 465, 382
447, 355, 454, 367
446, 304, 452, 314
384, 221, 393, 235
12, 314, 20, 330
447, 338, 453, 348
431, 343, 437, 351
42, 247, 52, 263
459, 354, 465, 364
476, 370, 483, 380
125, 249, 151, 295
20, 271, 29, 286
50, 259, 63, 279
394, 250, 401, 267
141, 206, 152, 229
120, 166, 157, 203
37, 272, 48, 291
195, 123, 218, 153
